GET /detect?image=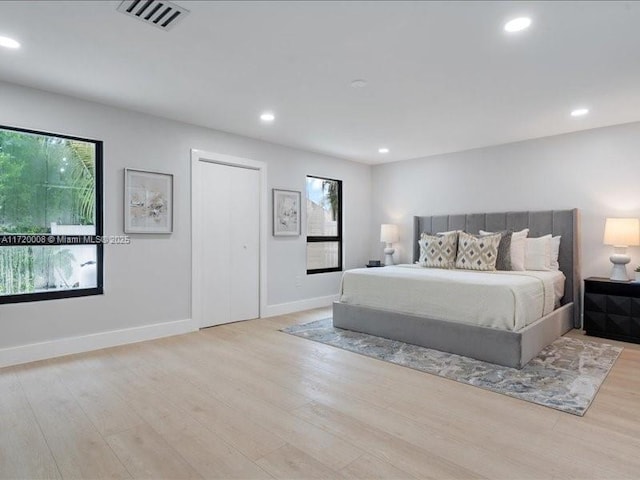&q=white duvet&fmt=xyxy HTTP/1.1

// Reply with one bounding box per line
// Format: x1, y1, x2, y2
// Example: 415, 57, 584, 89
339, 265, 565, 331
